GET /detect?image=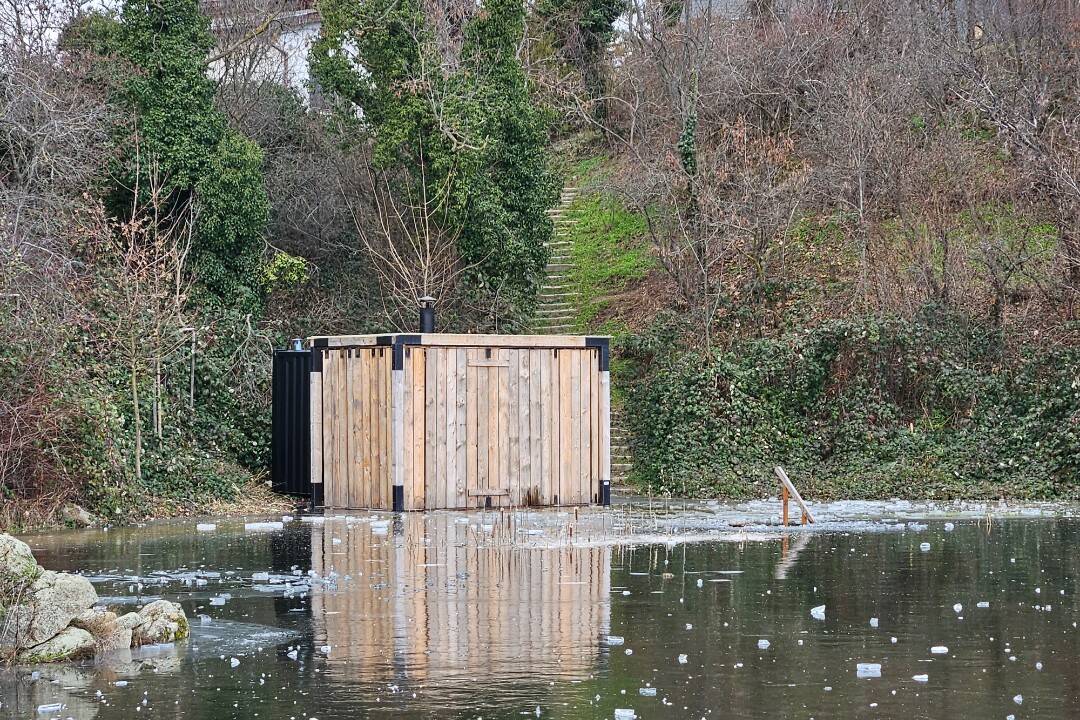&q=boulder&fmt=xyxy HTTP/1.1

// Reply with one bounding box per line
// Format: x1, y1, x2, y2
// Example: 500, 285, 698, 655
131, 600, 189, 646
72, 608, 131, 654
17, 626, 95, 663
61, 504, 94, 528
116, 612, 142, 630
7, 570, 99, 648
0, 534, 39, 582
